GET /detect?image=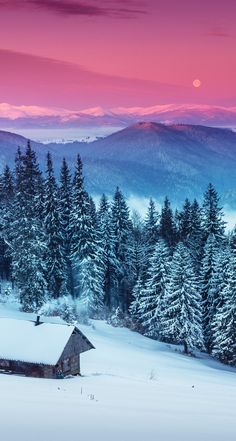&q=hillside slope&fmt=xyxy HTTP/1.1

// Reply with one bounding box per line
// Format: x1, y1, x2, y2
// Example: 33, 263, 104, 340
0, 123, 236, 205
0, 305, 236, 441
